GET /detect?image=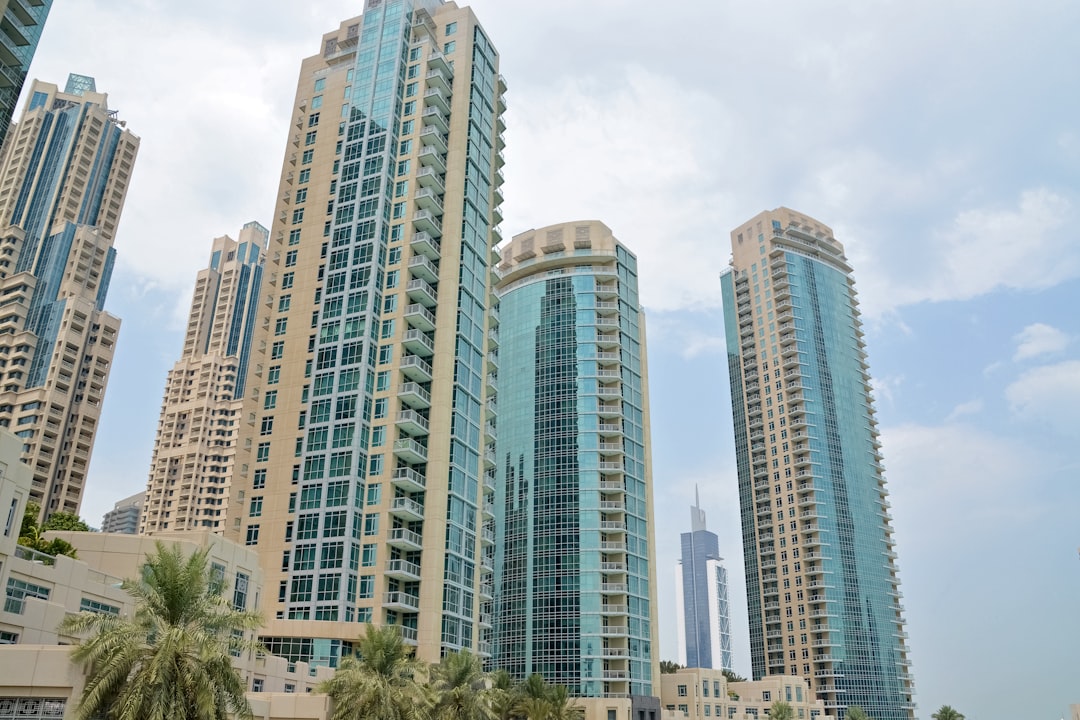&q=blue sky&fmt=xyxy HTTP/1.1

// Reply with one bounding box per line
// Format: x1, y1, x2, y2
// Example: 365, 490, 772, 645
20, 1, 1080, 717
